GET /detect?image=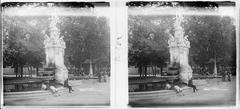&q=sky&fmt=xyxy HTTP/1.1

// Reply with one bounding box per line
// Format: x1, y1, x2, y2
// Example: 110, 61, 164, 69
3, 4, 110, 17
128, 6, 236, 18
